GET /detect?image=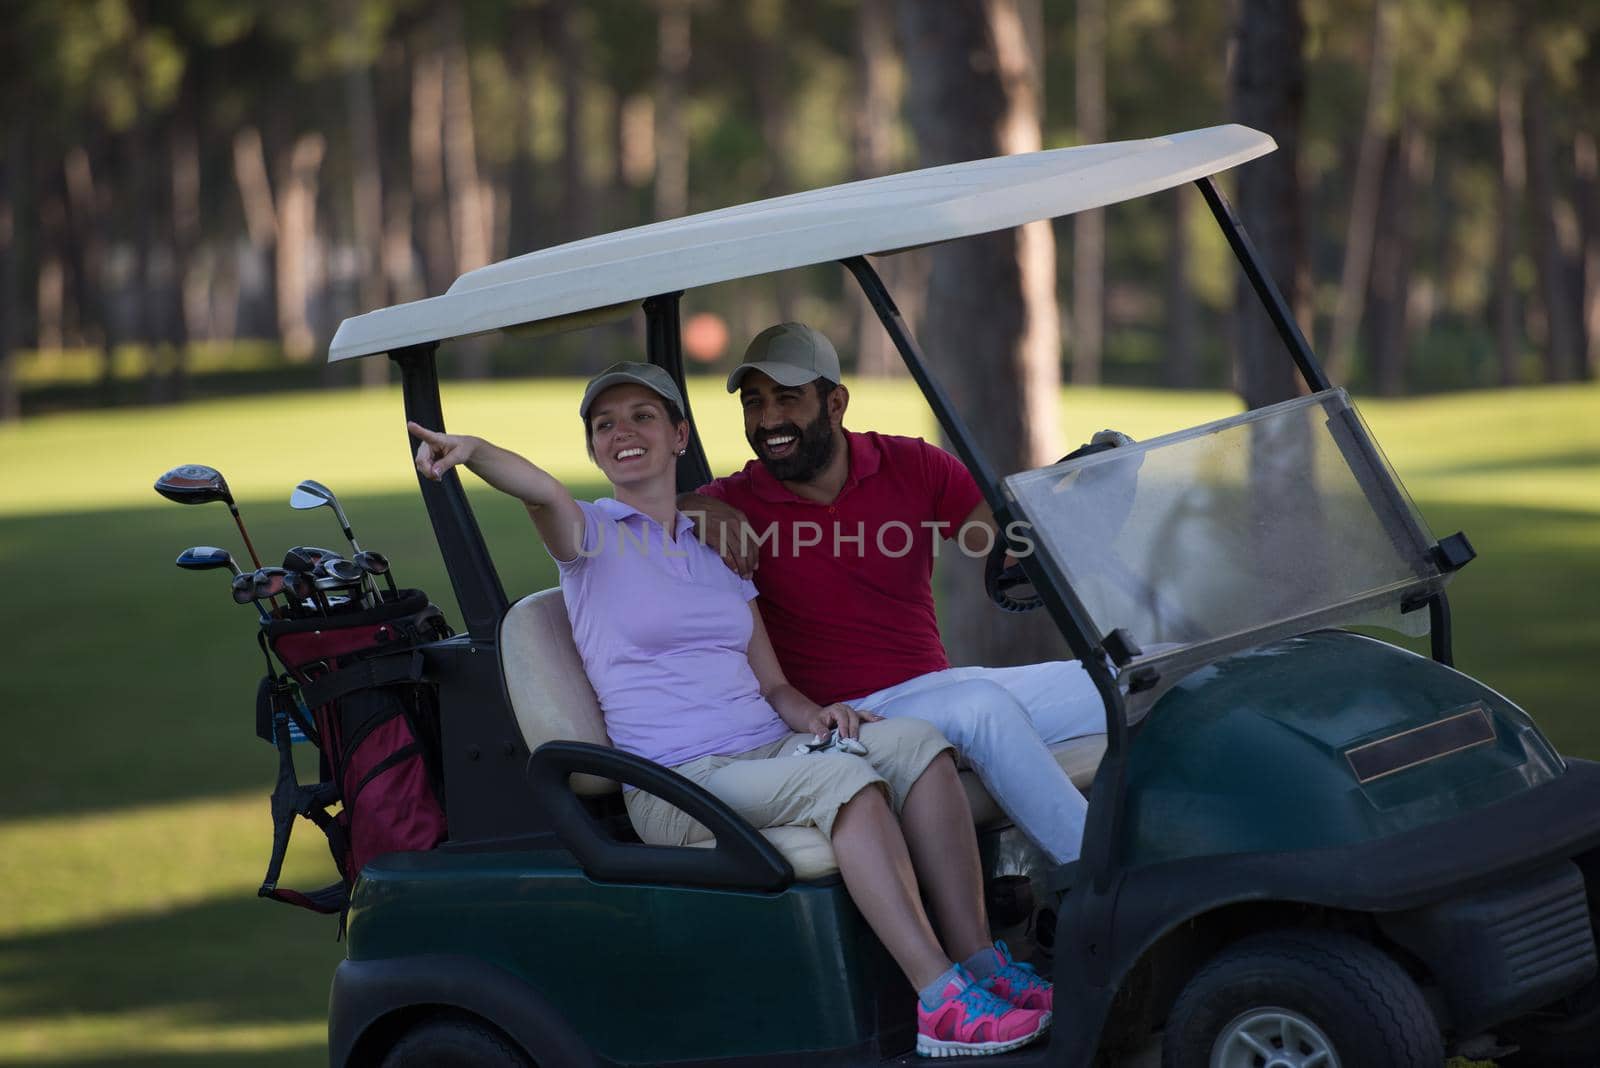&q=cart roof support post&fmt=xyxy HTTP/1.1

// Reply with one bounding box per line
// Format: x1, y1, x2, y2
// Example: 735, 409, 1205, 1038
642, 292, 714, 492
392, 342, 509, 641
